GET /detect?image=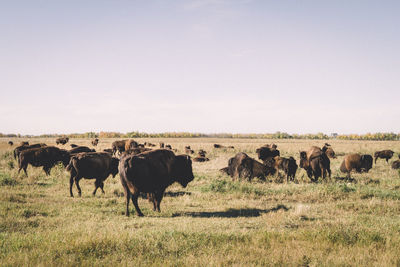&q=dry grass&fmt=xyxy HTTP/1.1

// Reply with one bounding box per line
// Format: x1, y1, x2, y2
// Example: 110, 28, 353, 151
1, 138, 400, 266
